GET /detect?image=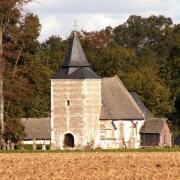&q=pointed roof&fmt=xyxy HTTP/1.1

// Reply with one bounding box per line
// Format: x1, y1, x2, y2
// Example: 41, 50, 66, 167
53, 32, 100, 79
63, 33, 90, 67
